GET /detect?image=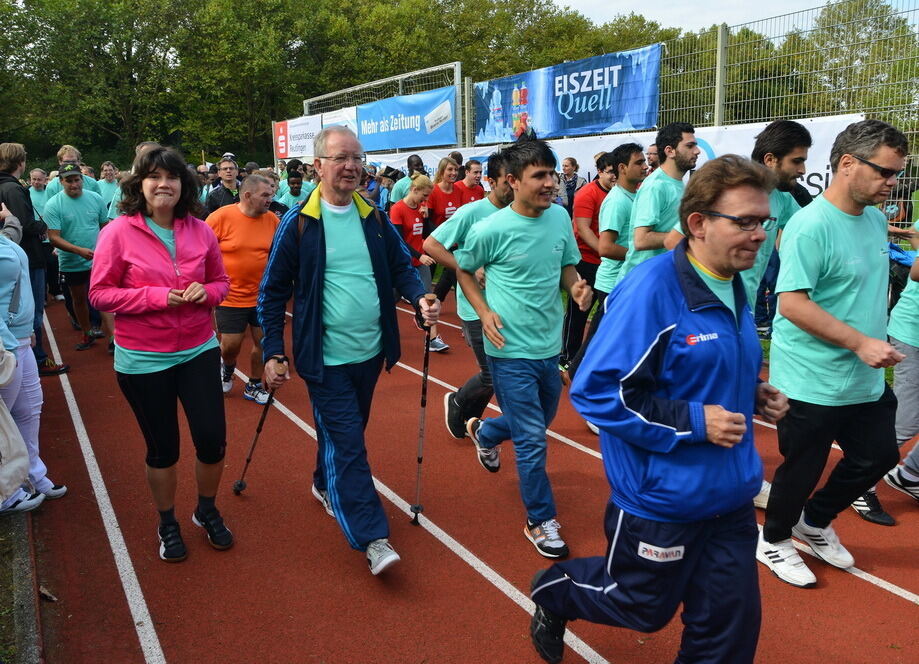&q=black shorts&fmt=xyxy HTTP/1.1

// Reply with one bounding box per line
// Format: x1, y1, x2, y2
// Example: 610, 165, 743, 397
61, 270, 91, 286
215, 306, 260, 334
